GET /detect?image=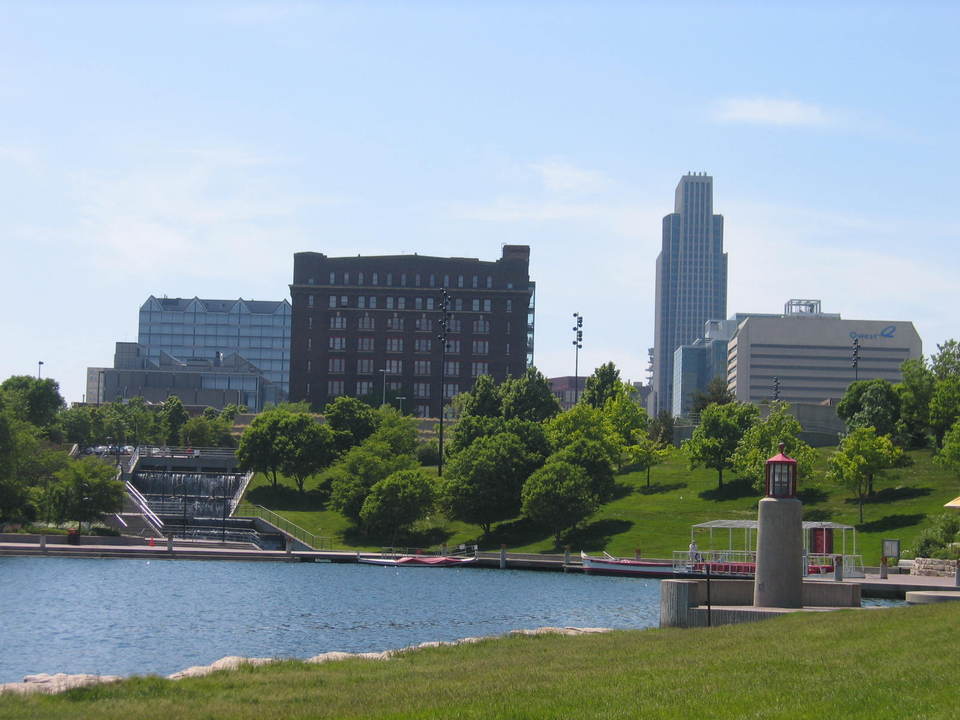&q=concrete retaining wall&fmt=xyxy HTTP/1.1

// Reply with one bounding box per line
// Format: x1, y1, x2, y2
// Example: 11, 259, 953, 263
0, 533, 150, 546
